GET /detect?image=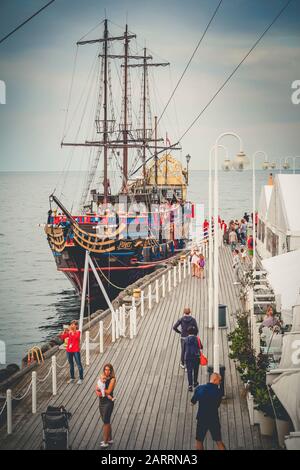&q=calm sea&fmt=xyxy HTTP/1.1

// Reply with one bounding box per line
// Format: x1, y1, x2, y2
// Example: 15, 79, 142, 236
0, 169, 294, 366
